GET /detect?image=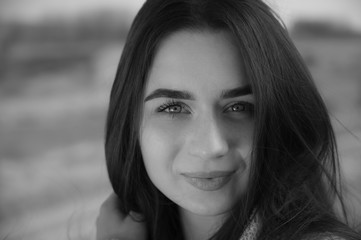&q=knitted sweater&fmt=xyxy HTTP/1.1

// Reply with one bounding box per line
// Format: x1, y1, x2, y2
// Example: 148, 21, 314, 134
239, 213, 260, 240
238, 215, 345, 240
